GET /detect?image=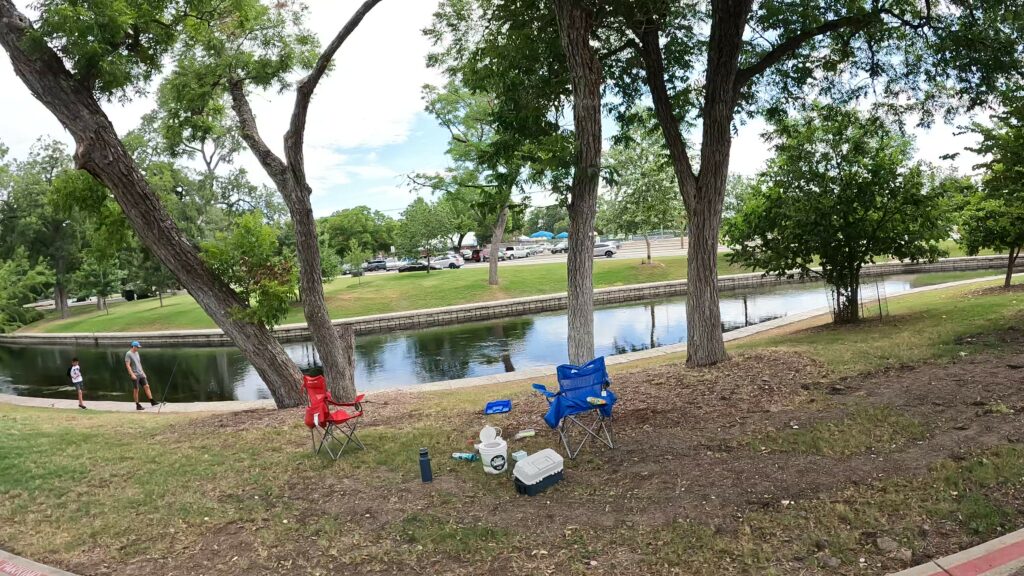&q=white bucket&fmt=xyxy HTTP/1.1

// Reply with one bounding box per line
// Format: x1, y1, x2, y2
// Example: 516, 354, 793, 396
478, 439, 508, 474
476, 425, 508, 474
